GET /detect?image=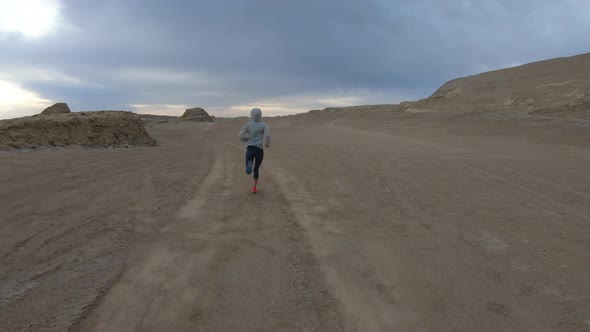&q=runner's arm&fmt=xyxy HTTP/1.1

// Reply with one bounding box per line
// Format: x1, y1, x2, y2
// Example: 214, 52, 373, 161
239, 124, 249, 142
264, 125, 271, 147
